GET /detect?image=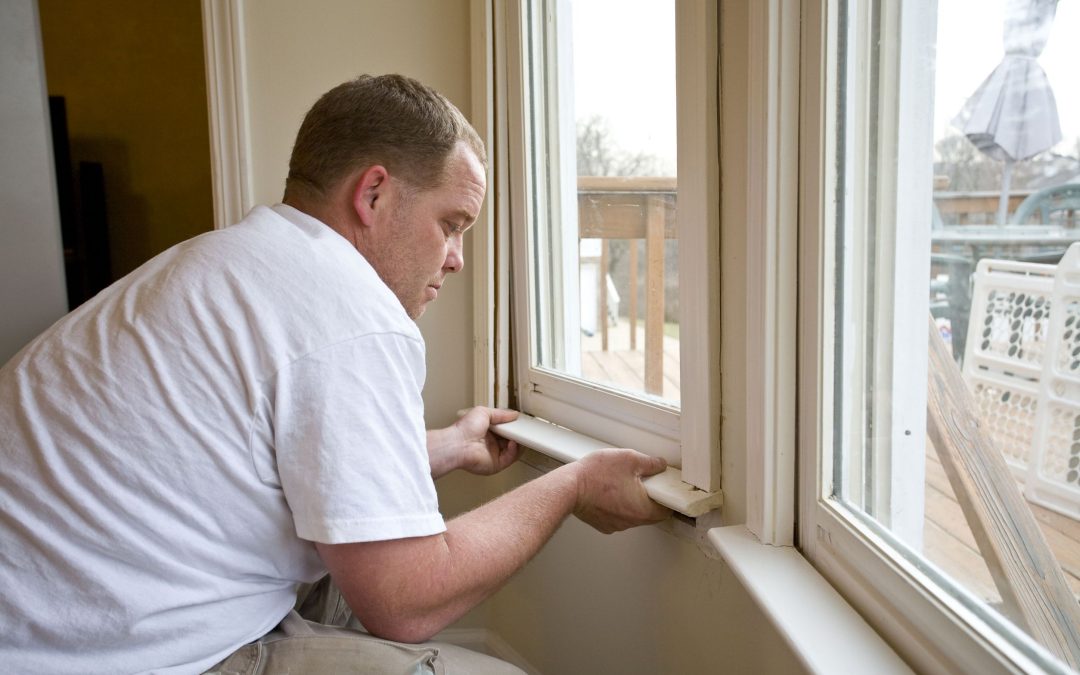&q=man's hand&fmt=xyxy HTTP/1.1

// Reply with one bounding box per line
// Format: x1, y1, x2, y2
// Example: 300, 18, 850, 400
572, 448, 672, 533
452, 406, 522, 475
427, 406, 521, 478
